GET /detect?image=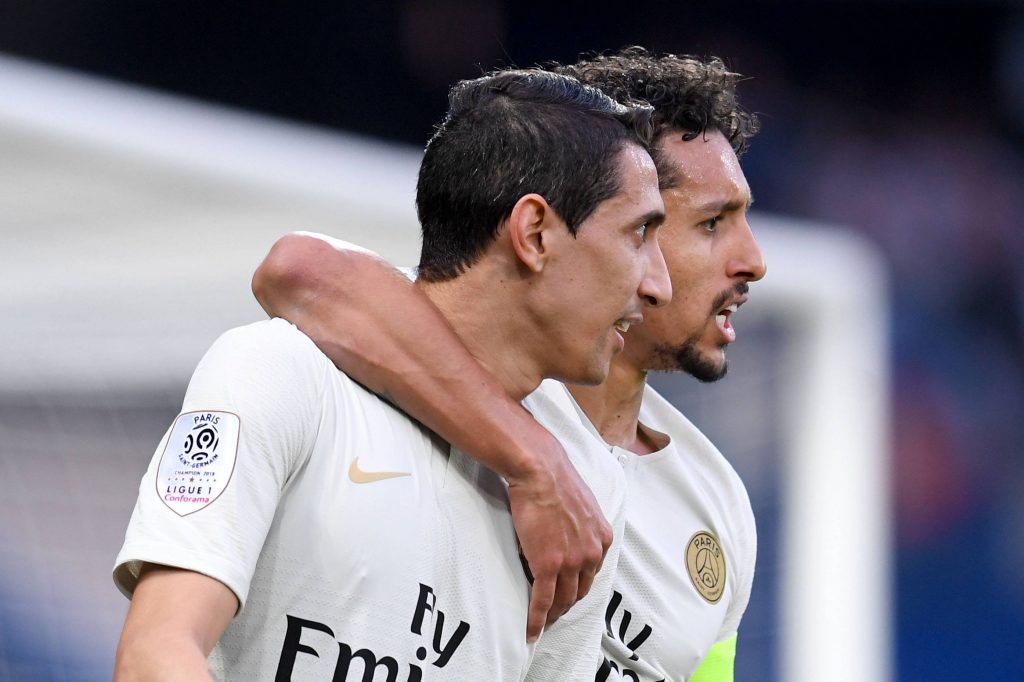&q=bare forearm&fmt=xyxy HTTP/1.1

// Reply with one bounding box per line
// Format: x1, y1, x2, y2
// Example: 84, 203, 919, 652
114, 634, 215, 681
114, 565, 235, 681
